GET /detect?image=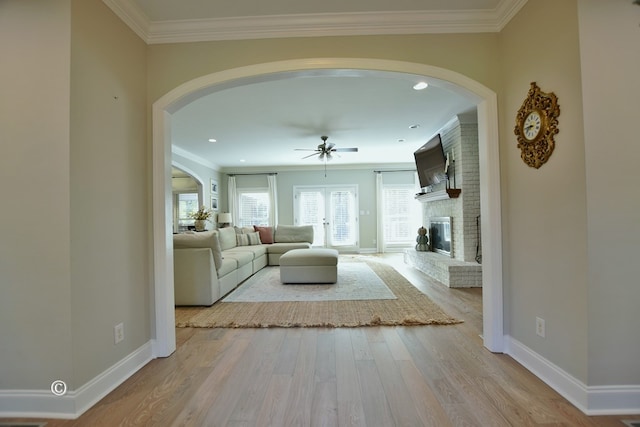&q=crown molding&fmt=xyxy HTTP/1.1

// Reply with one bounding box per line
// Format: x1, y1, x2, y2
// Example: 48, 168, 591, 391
103, 0, 528, 45
172, 146, 220, 171
147, 11, 498, 44
102, 0, 149, 41
495, 0, 529, 30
